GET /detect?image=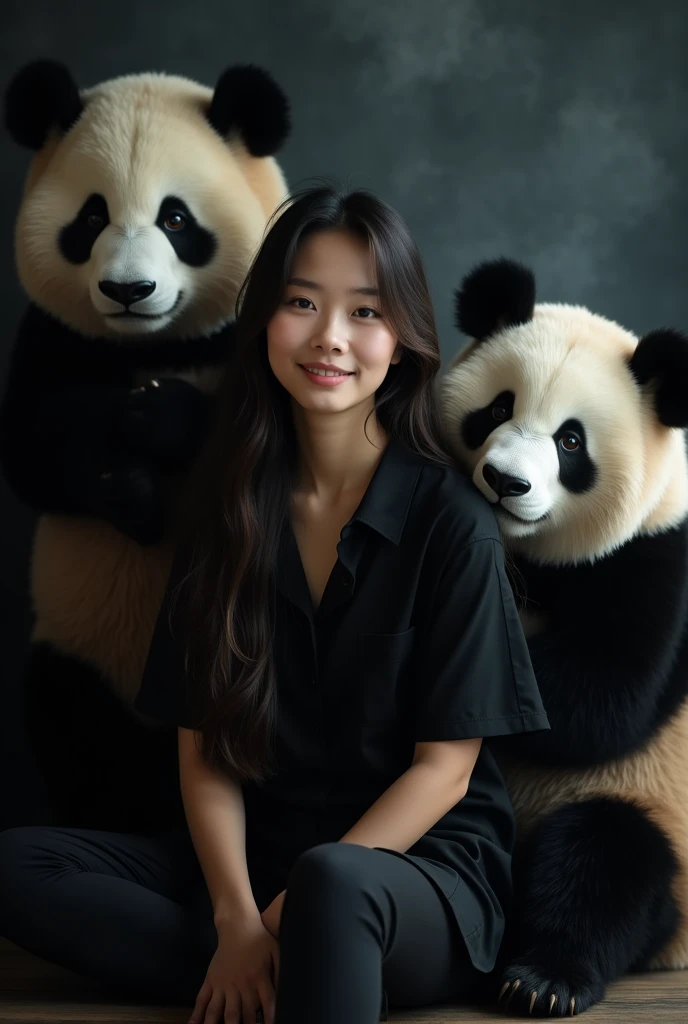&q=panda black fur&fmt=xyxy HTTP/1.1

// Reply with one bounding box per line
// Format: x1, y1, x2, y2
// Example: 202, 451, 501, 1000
1, 61, 290, 833
441, 259, 688, 1016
